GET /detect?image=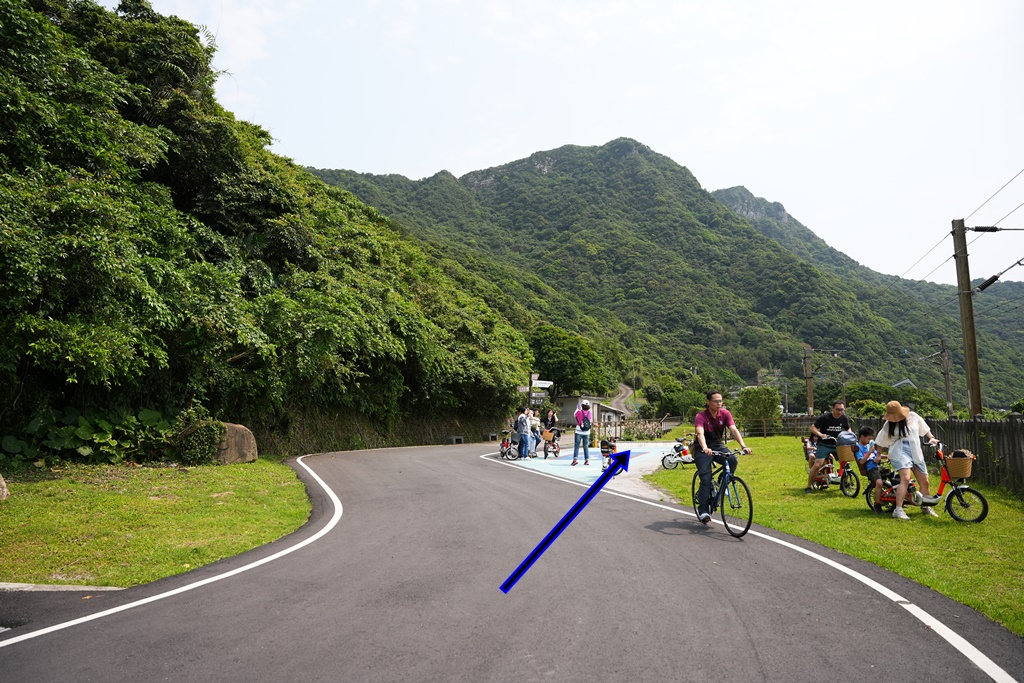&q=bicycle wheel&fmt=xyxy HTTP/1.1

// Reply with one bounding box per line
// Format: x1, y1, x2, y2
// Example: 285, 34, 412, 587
840, 469, 860, 498
690, 469, 700, 516
720, 475, 753, 538
945, 486, 988, 523
663, 454, 679, 469
543, 441, 551, 459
